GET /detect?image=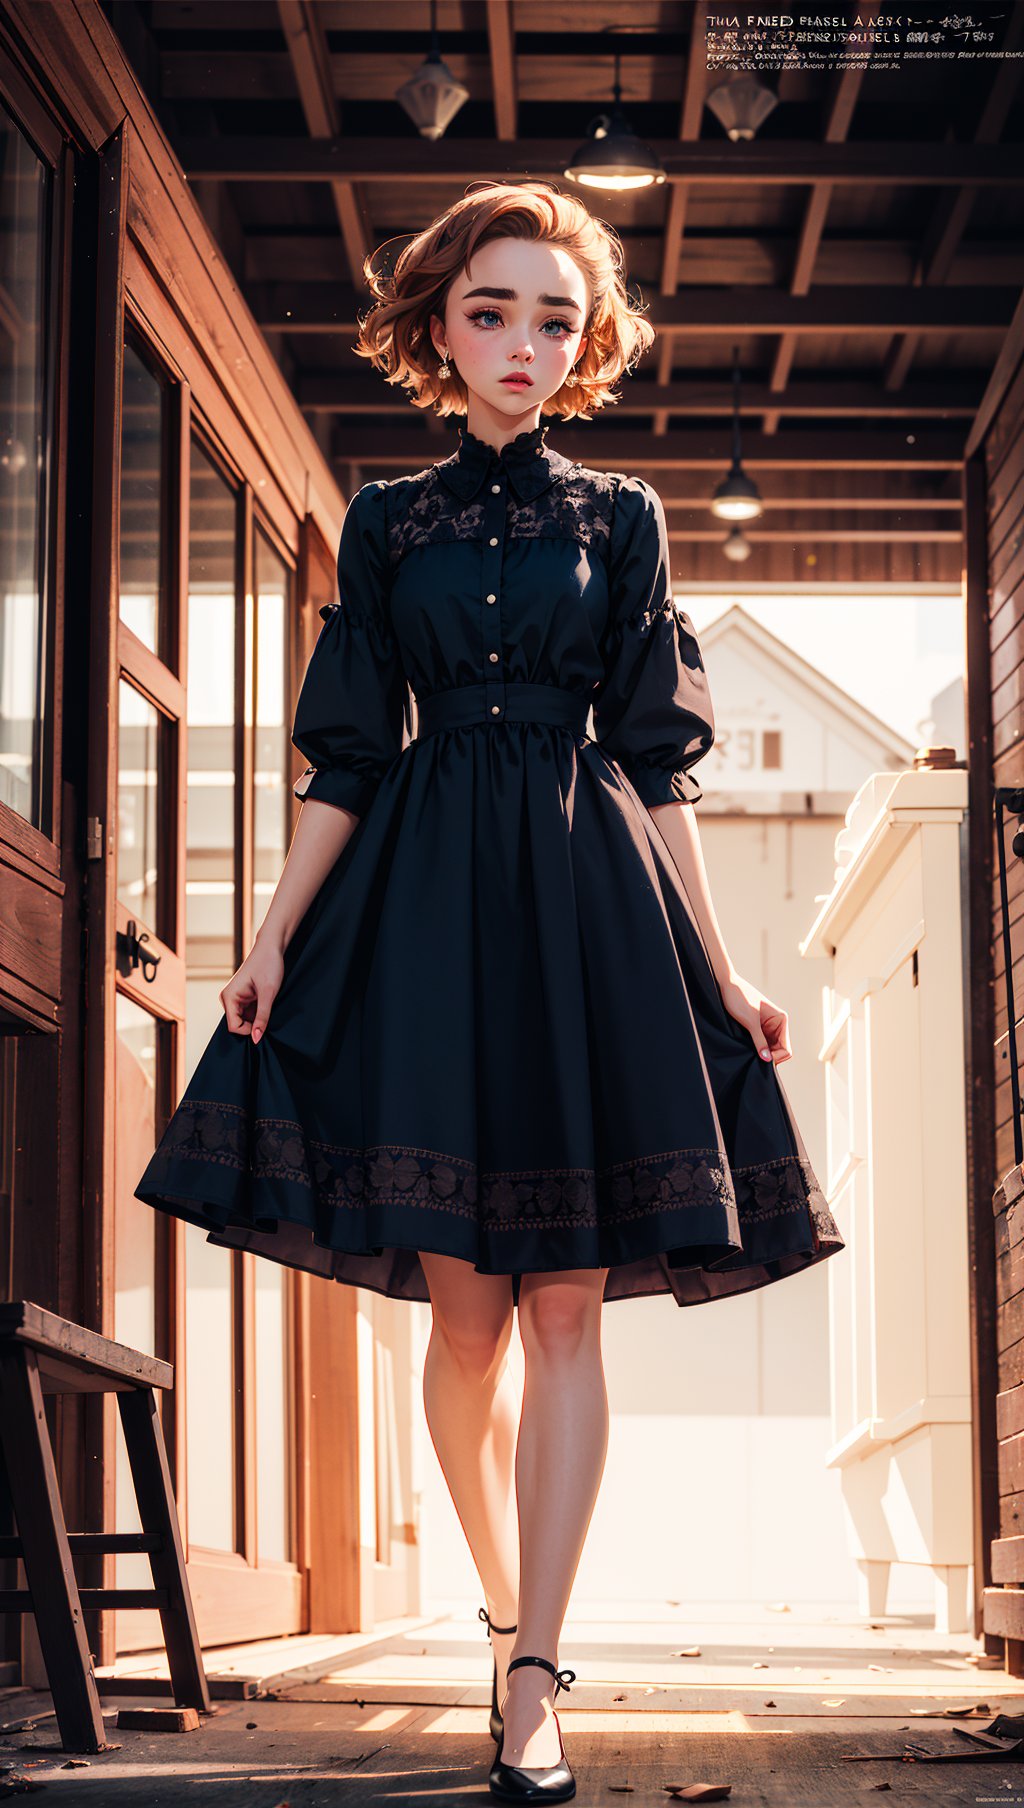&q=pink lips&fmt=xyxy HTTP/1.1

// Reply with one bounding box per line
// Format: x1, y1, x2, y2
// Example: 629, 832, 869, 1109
501, 375, 533, 387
